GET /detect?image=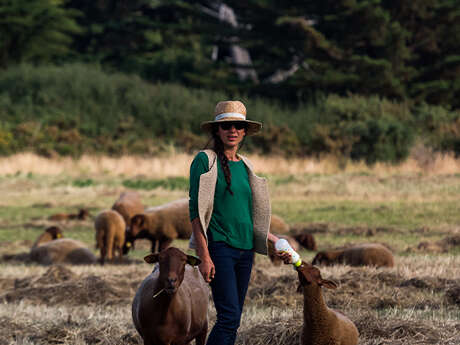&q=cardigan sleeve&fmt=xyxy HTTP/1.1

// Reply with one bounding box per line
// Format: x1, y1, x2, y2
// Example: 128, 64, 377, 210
189, 151, 209, 221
